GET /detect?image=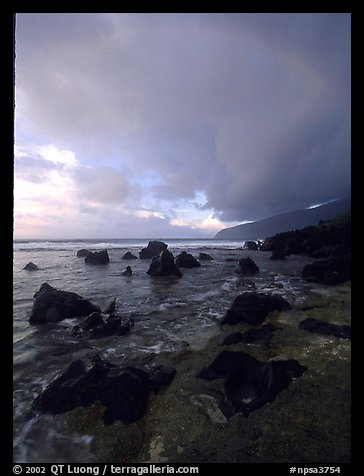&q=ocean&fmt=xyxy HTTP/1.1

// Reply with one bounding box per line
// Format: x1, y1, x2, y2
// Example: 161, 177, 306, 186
13, 238, 349, 463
